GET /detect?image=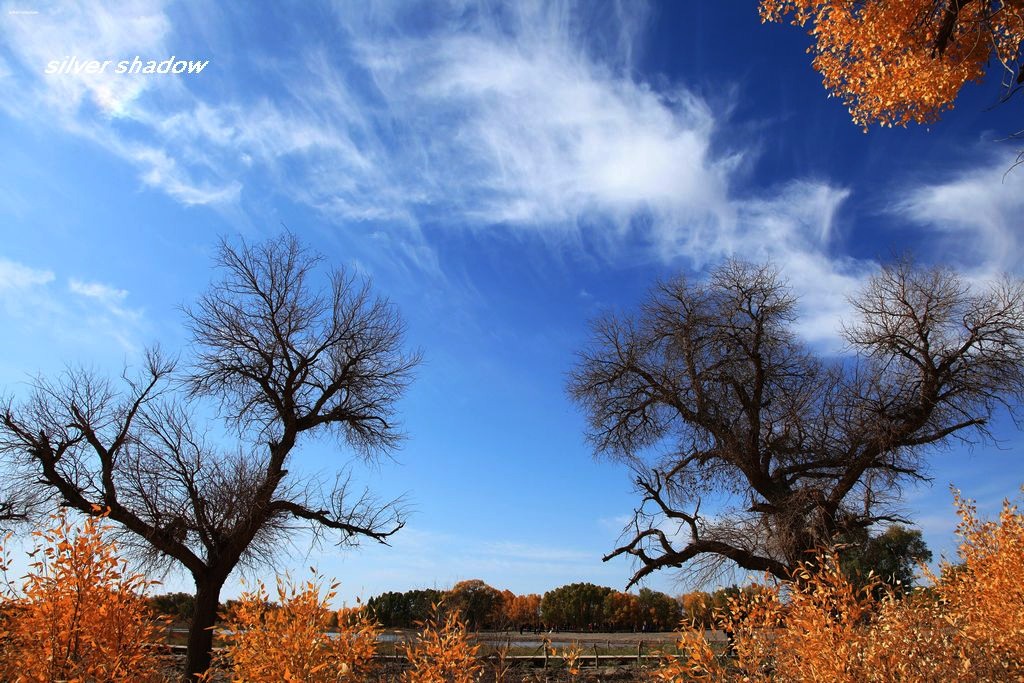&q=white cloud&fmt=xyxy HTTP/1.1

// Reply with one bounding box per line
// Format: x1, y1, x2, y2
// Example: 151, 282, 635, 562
733, 181, 872, 346
68, 278, 127, 302
1, 0, 171, 117
0, 0, 238, 207
896, 154, 1024, 277
391, 31, 730, 232
0, 261, 144, 354
0, 258, 54, 290
0, 0, 881, 337
67, 278, 144, 352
